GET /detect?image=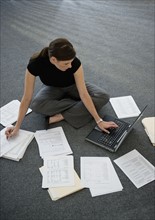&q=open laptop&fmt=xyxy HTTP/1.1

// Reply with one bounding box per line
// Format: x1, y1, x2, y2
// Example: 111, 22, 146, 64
85, 105, 147, 152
